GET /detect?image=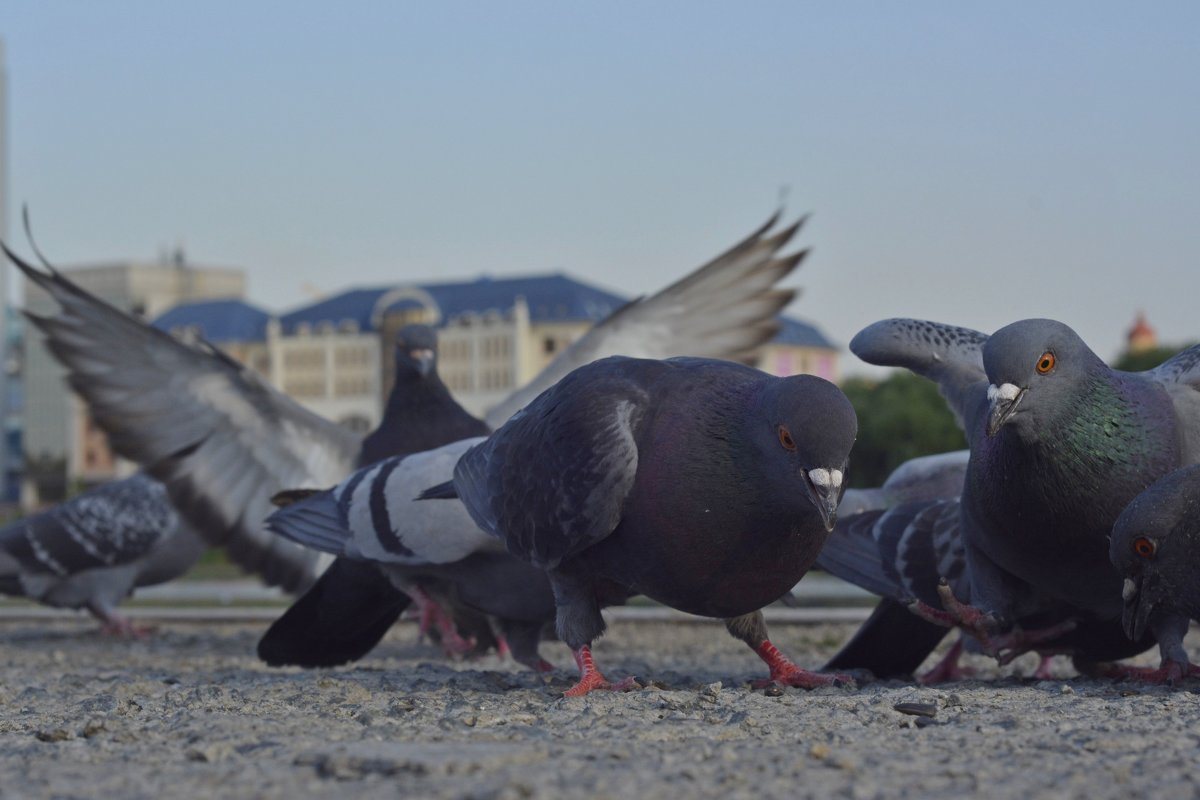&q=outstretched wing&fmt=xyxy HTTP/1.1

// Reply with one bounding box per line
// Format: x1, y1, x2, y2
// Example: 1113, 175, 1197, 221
484, 213, 805, 427
850, 318, 990, 434
7, 243, 360, 592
